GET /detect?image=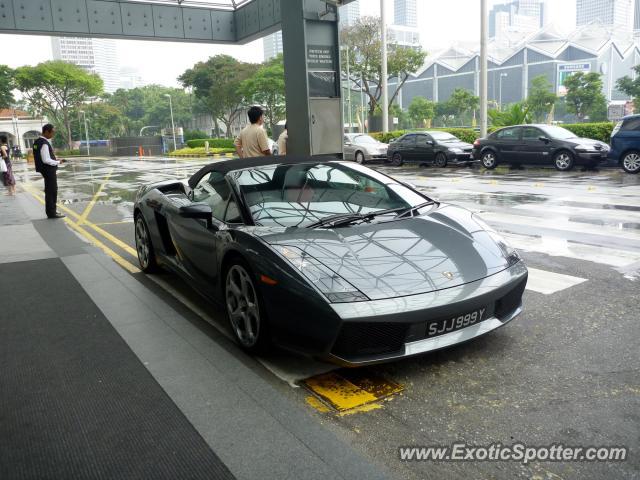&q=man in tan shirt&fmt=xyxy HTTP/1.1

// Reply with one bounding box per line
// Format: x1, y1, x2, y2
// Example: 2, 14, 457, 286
277, 122, 288, 156
234, 106, 271, 158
